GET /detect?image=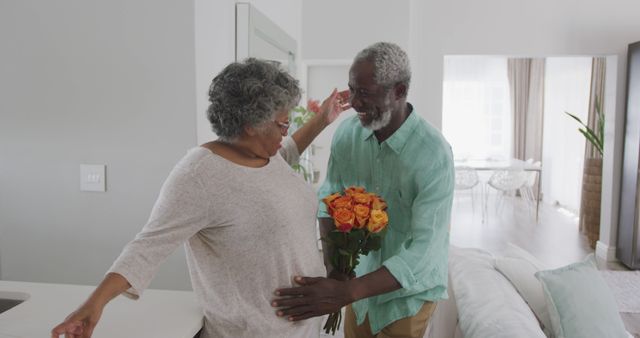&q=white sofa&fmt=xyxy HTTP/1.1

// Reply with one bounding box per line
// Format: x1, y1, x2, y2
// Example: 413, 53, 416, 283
427, 247, 545, 338
426, 246, 637, 338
